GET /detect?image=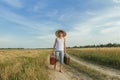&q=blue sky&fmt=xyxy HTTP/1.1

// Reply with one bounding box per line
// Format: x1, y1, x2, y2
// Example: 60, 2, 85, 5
0, 0, 120, 48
